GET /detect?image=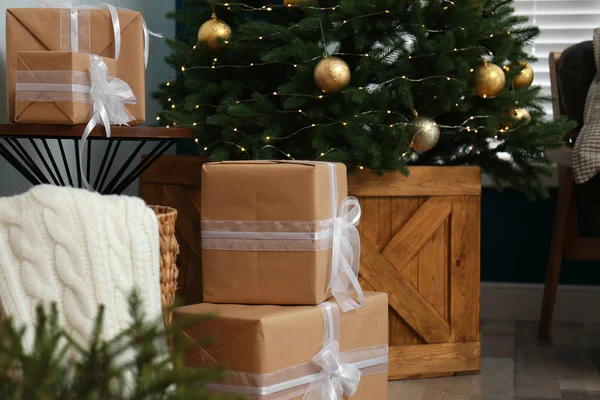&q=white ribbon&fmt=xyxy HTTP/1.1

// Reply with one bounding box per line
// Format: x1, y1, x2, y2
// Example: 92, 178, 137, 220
79, 54, 136, 189
328, 196, 364, 312
39, 0, 162, 68
304, 298, 359, 400
303, 339, 361, 400
321, 162, 364, 312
